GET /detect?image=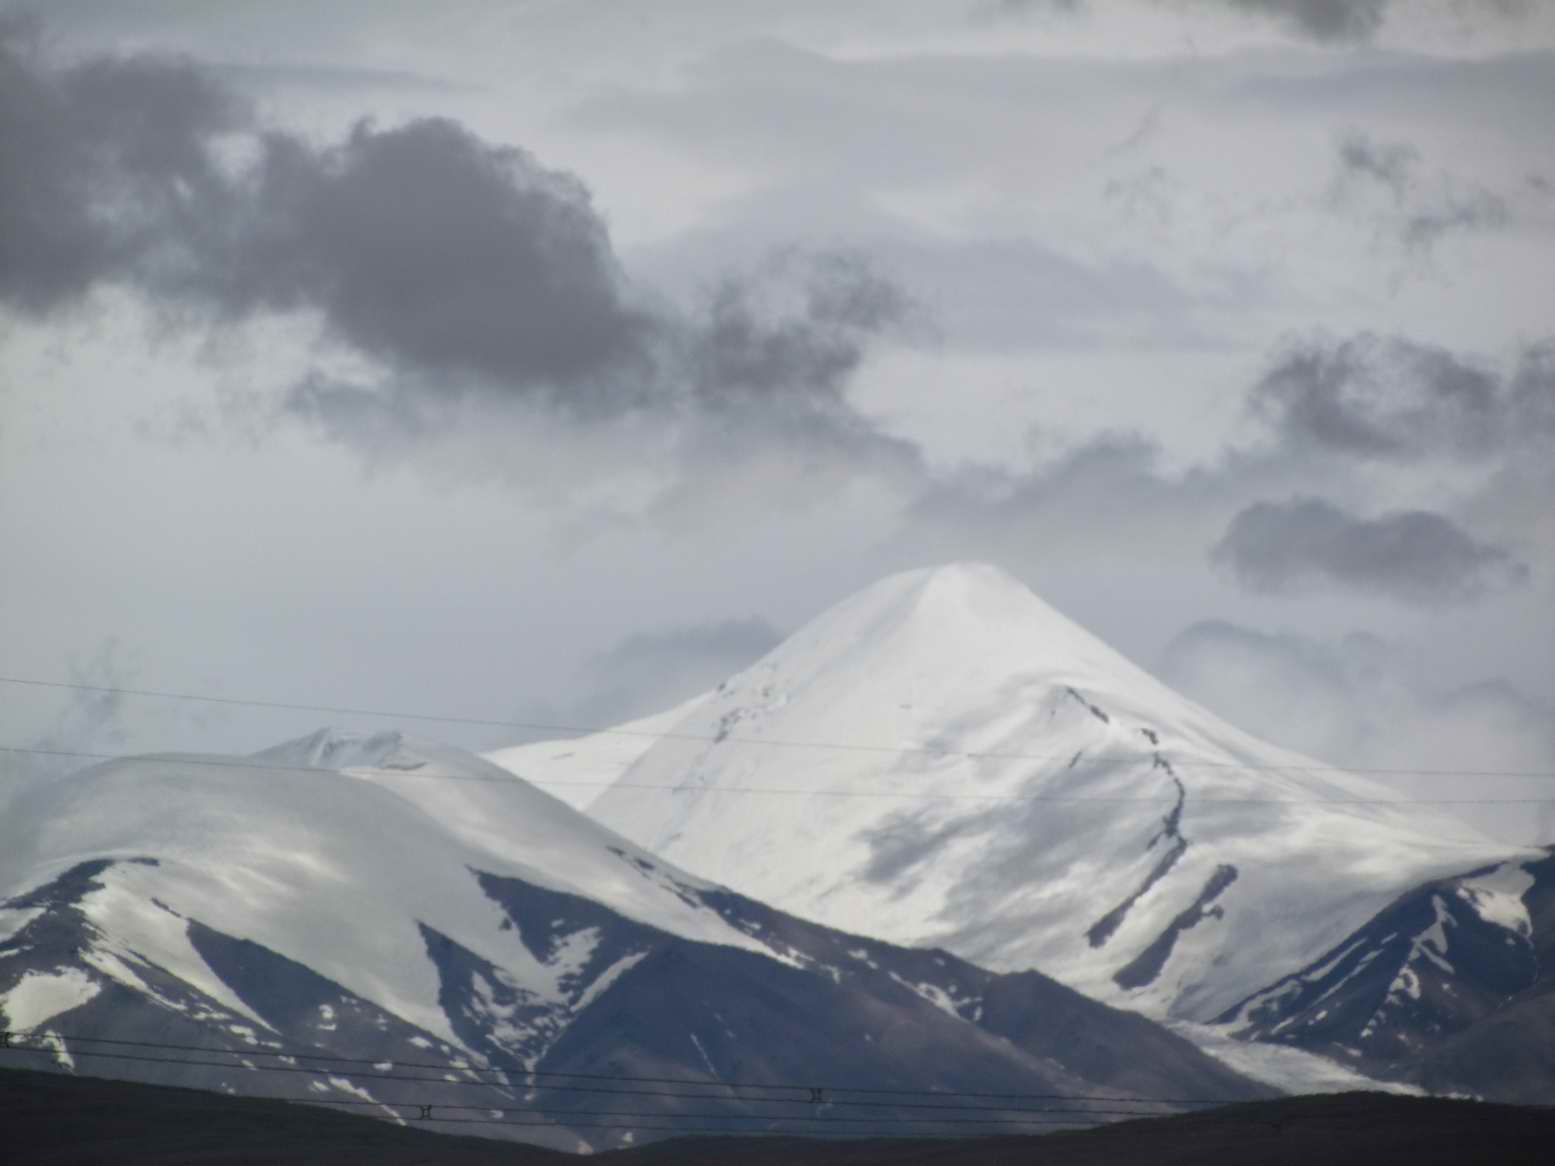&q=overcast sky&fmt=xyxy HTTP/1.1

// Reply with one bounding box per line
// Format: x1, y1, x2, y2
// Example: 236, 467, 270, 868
2, 0, 1551, 840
